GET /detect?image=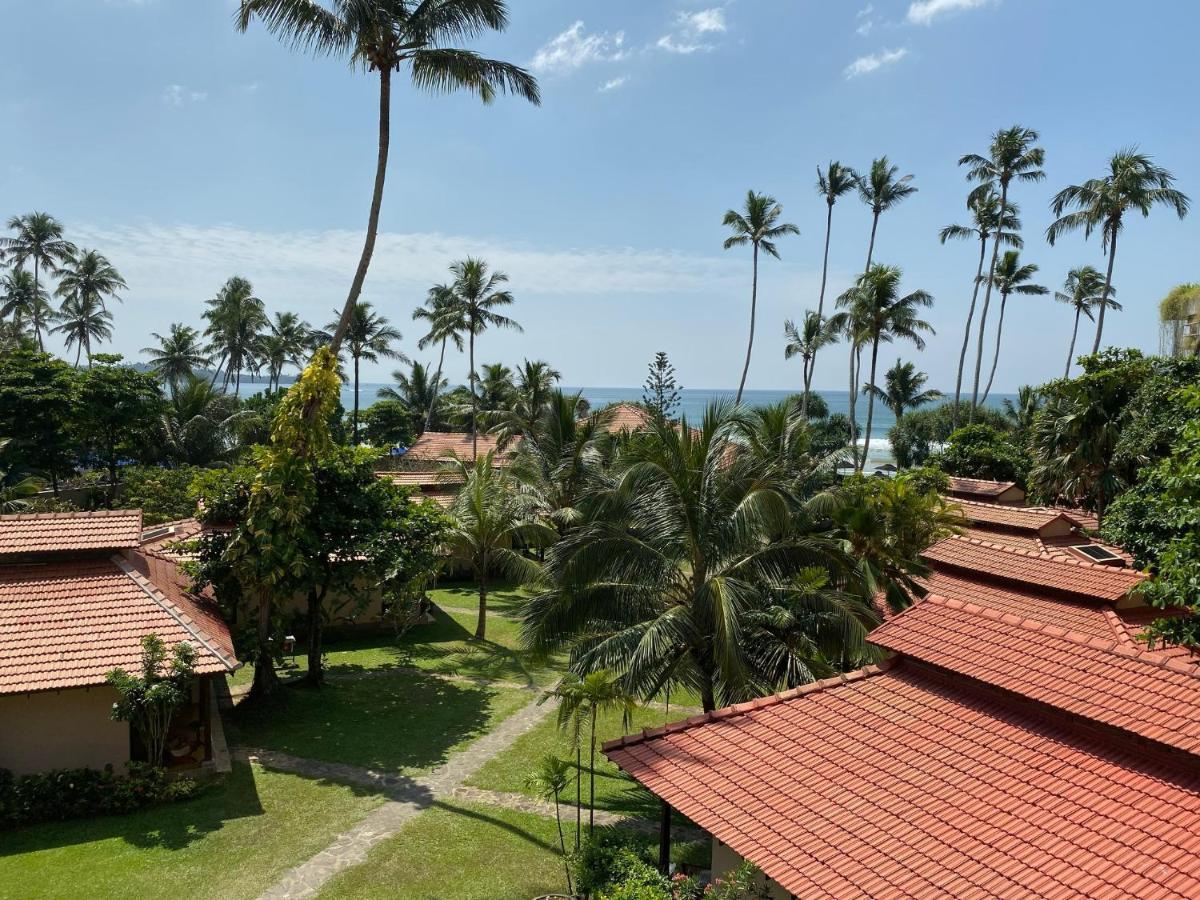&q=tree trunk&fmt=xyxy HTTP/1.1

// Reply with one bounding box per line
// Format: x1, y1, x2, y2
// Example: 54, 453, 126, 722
865, 212, 879, 271
847, 344, 861, 469
1065, 308, 1081, 378
801, 353, 812, 420
971, 181, 1009, 422
74, 344, 82, 368
818, 202, 834, 319
575, 746, 582, 850
953, 236, 988, 431
588, 708, 597, 834
209, 356, 226, 389
424, 337, 447, 434
474, 575, 487, 641
250, 587, 280, 701
33, 258, 44, 352
981, 293, 1008, 403
469, 328, 478, 461
328, 67, 392, 358
699, 671, 716, 714
735, 243, 759, 405
554, 795, 573, 894
304, 585, 326, 688
1092, 228, 1118, 355
861, 338, 881, 472
352, 354, 361, 445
